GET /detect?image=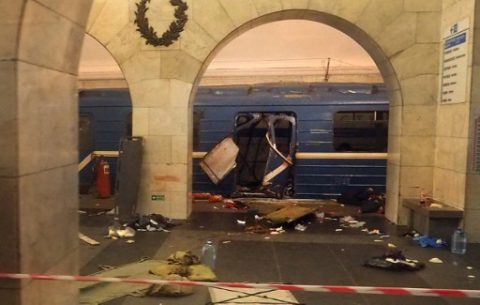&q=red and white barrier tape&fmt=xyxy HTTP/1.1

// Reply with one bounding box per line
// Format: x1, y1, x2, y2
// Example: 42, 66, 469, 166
0, 273, 479, 298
